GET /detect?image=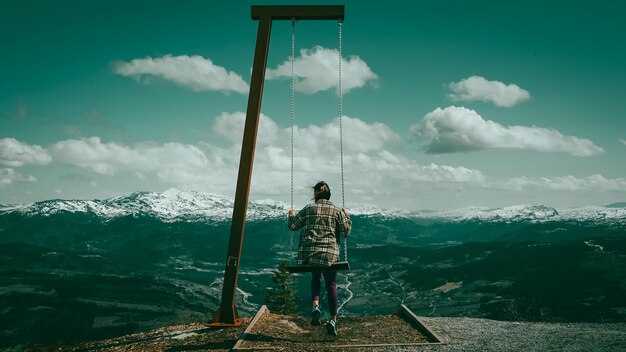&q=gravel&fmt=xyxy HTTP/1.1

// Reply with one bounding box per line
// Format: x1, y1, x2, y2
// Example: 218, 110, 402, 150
33, 315, 626, 351
394, 317, 626, 352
